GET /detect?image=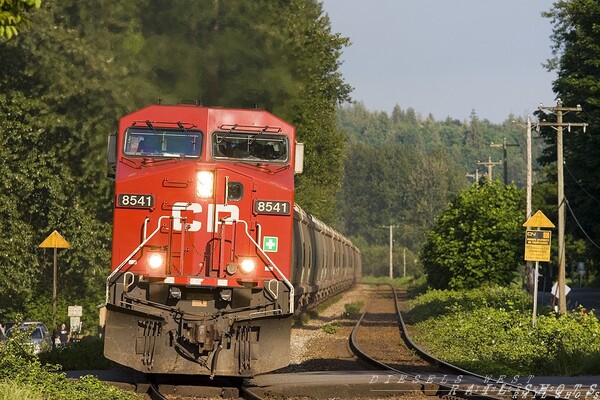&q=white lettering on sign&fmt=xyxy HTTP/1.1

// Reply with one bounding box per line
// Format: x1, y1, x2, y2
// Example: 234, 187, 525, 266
171, 202, 239, 233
